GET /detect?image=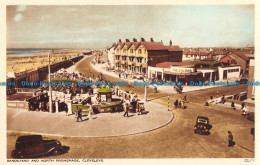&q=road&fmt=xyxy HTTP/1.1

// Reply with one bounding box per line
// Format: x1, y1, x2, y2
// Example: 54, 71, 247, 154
7, 56, 254, 158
